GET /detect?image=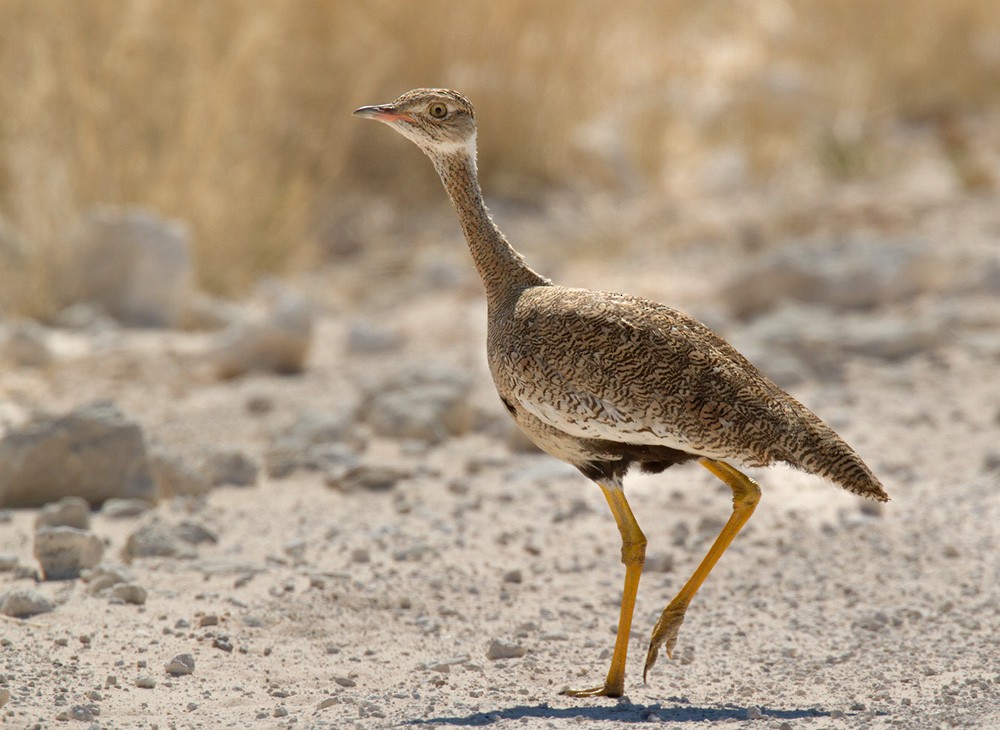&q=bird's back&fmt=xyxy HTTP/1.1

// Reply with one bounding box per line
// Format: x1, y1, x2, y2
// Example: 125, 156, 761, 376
488, 285, 887, 501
